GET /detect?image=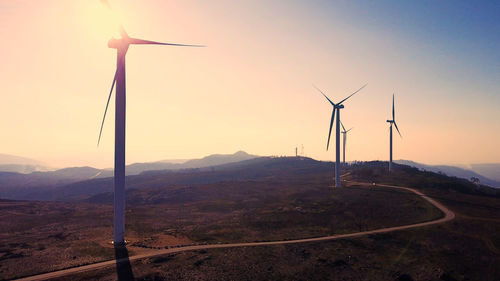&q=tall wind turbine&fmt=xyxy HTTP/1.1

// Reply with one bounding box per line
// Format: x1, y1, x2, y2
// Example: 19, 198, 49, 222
97, 1, 204, 245
386, 94, 402, 171
340, 121, 353, 165
315, 84, 367, 187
